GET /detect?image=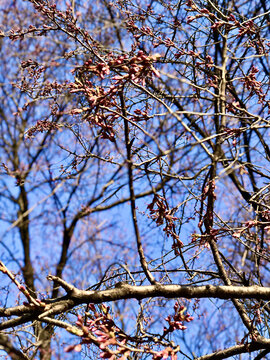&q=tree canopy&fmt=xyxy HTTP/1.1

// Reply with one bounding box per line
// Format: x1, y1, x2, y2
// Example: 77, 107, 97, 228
1, 0, 270, 359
